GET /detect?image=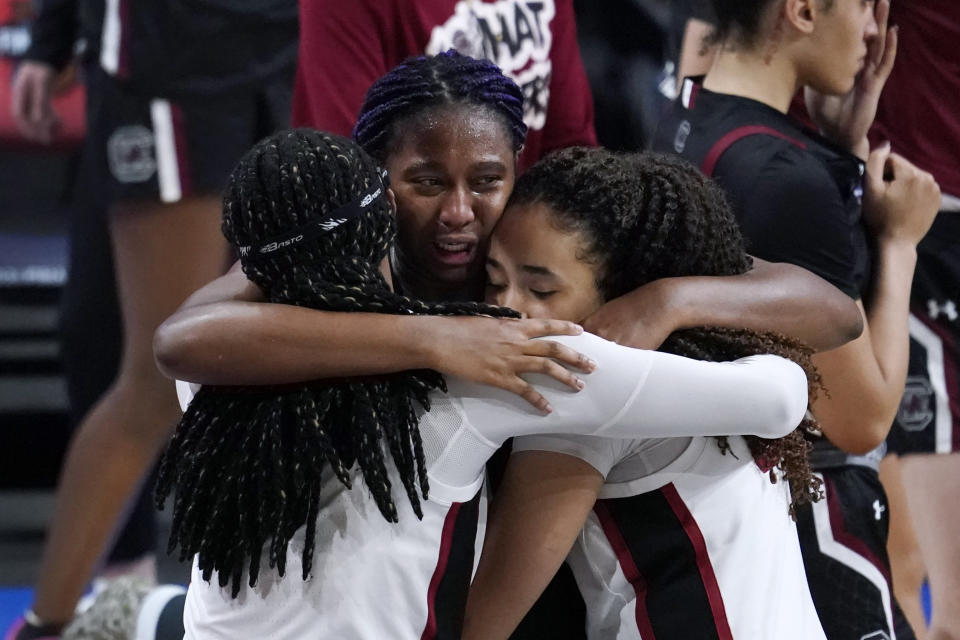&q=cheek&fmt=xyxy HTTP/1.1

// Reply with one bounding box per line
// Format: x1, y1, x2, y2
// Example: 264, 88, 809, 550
395, 198, 435, 235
